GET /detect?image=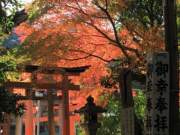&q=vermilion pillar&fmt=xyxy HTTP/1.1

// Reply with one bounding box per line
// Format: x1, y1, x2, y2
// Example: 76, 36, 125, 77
25, 100, 34, 135
70, 116, 75, 135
